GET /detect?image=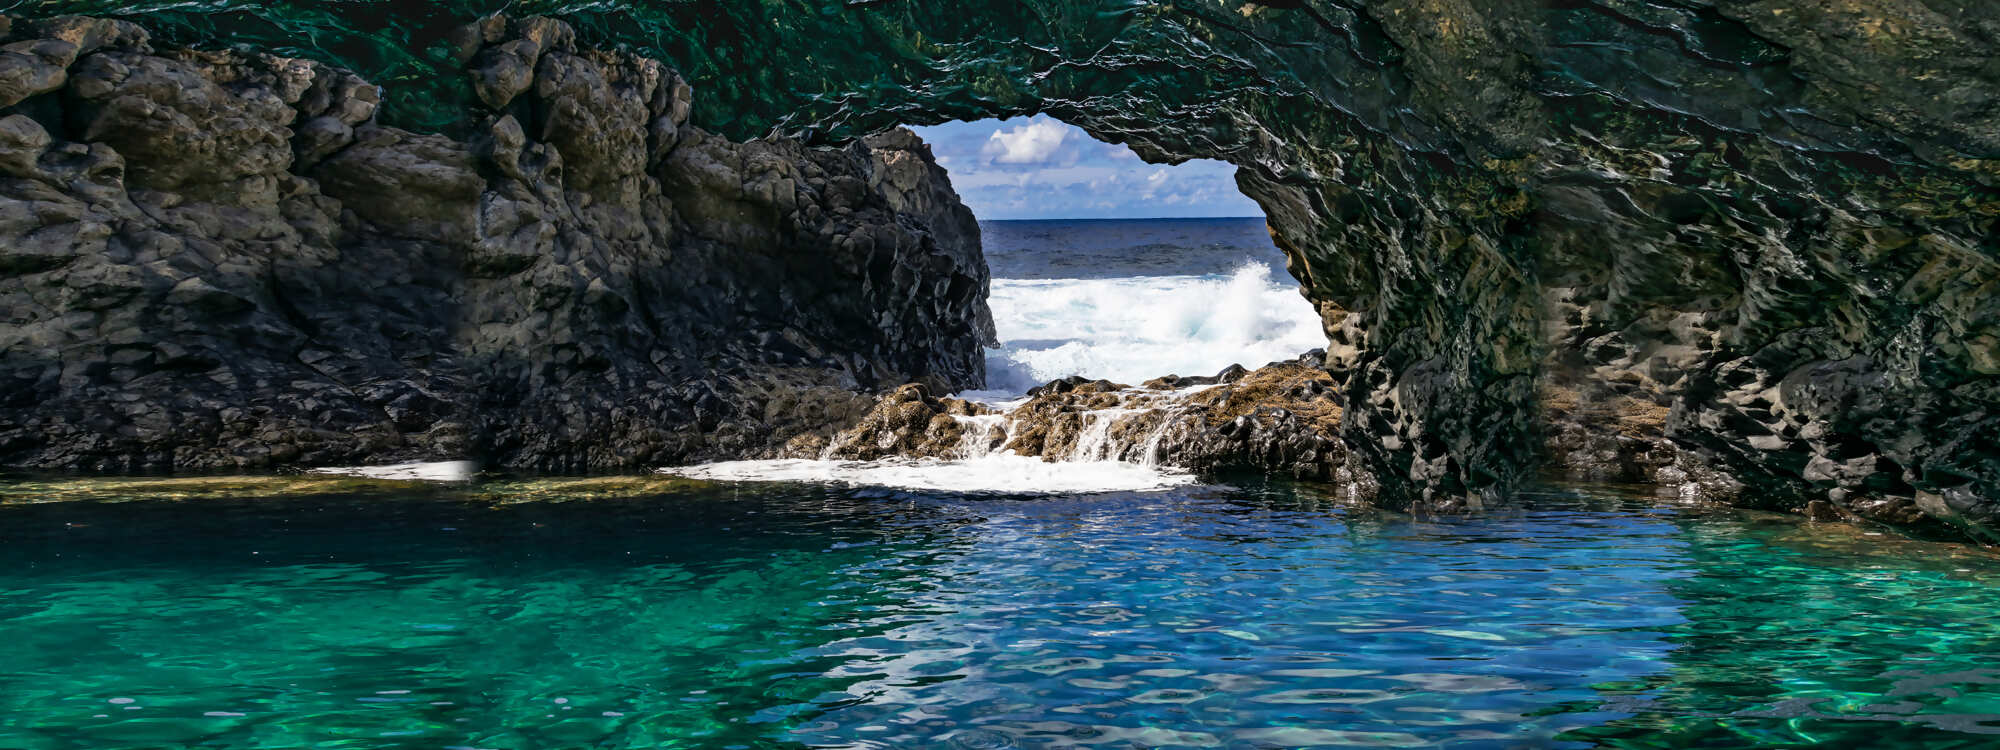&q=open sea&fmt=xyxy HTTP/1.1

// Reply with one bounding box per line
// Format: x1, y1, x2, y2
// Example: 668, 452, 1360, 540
976, 218, 1321, 396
